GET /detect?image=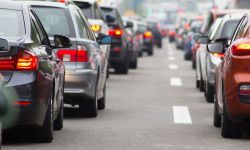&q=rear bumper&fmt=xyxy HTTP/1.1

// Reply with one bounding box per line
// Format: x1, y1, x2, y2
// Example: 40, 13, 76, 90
64, 69, 98, 104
